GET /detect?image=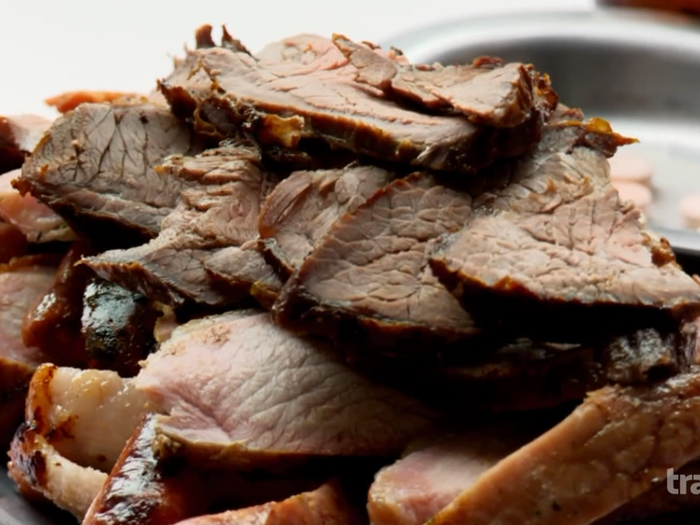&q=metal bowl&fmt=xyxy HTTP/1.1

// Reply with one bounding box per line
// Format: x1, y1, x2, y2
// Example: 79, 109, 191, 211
386, 8, 700, 272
